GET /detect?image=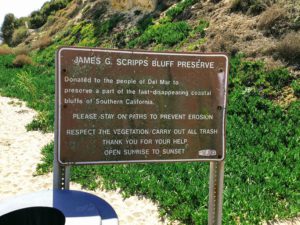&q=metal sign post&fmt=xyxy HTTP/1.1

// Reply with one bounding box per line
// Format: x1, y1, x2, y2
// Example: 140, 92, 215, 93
53, 53, 70, 190
208, 161, 225, 225
53, 153, 70, 190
